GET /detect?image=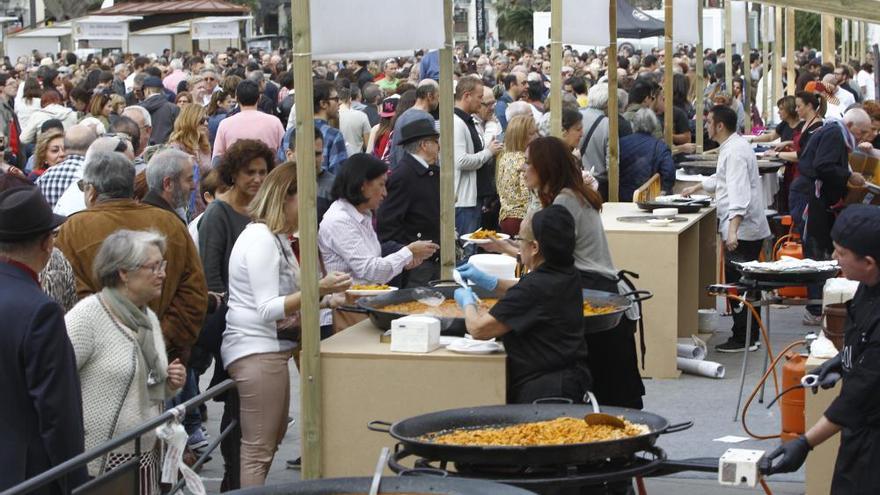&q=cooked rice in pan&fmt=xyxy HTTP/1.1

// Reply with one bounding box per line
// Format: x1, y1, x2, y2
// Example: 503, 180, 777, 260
423, 417, 649, 446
